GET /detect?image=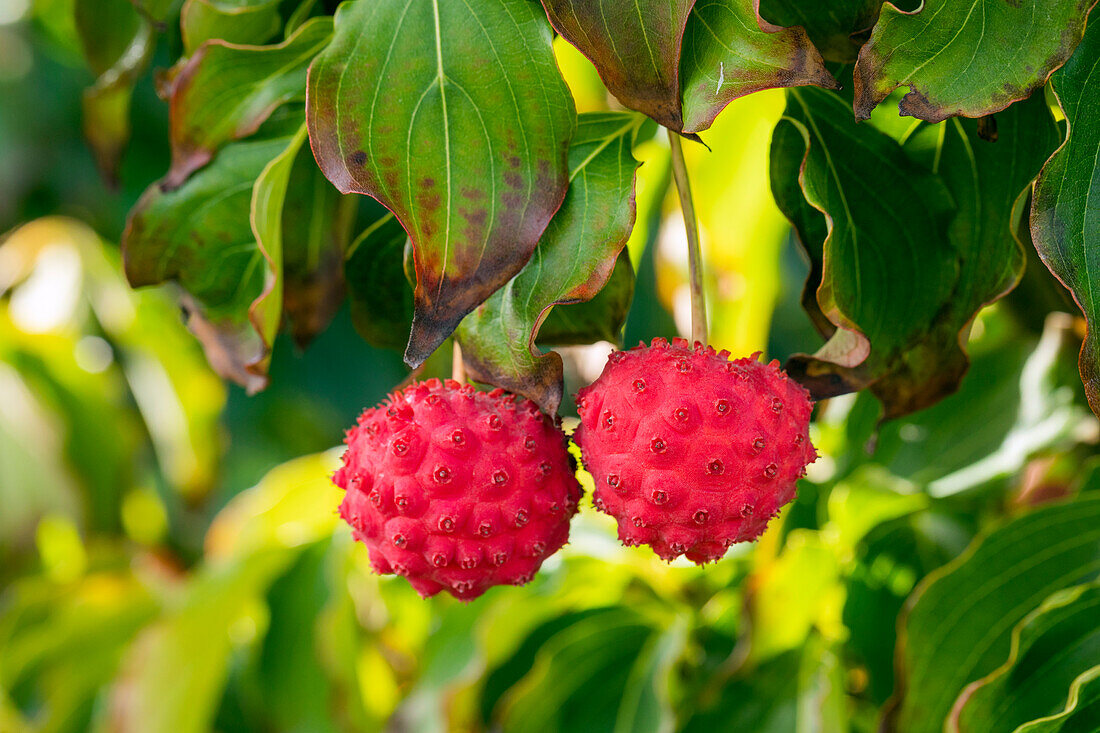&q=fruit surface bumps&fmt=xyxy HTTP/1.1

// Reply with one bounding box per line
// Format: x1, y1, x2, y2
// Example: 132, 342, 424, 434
574, 338, 816, 563
333, 379, 583, 600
